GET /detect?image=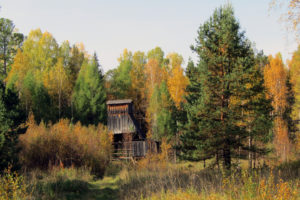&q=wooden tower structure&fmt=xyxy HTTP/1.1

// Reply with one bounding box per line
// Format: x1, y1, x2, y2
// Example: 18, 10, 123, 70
107, 99, 146, 158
